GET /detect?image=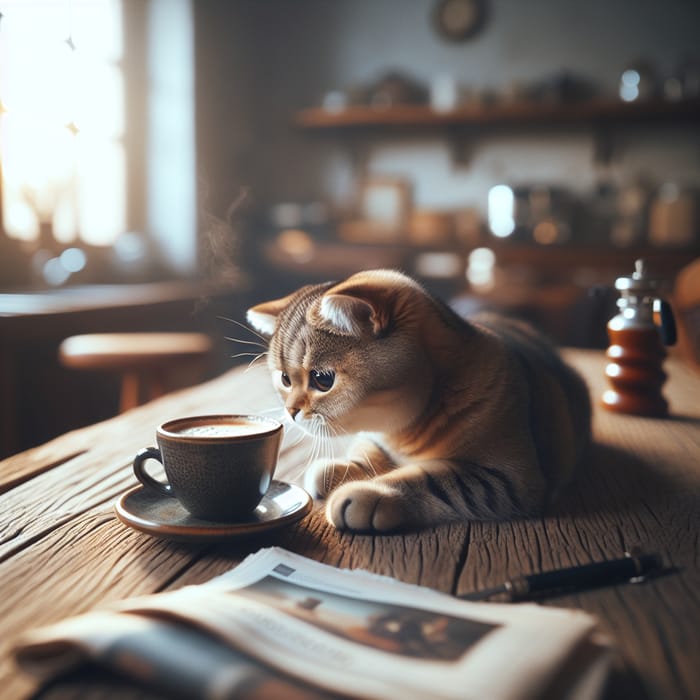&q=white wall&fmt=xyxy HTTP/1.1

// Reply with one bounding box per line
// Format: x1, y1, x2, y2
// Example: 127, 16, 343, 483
195, 0, 700, 229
